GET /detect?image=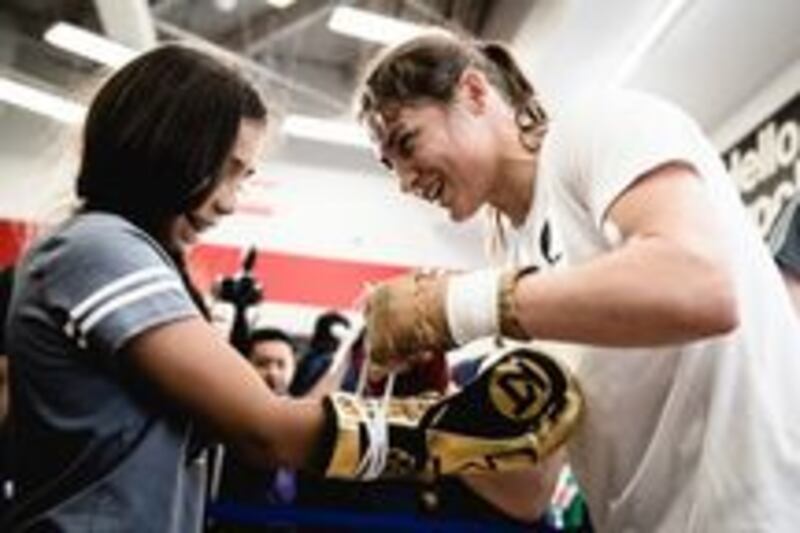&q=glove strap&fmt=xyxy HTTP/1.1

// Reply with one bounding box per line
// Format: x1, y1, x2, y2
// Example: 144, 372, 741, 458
498, 266, 538, 339
323, 376, 427, 480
